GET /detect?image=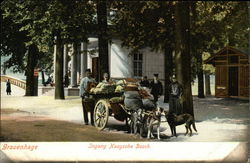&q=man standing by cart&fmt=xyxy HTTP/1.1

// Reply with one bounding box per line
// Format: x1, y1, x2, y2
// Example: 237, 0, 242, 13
140, 76, 150, 88
169, 75, 183, 115
150, 74, 163, 104
80, 69, 96, 125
